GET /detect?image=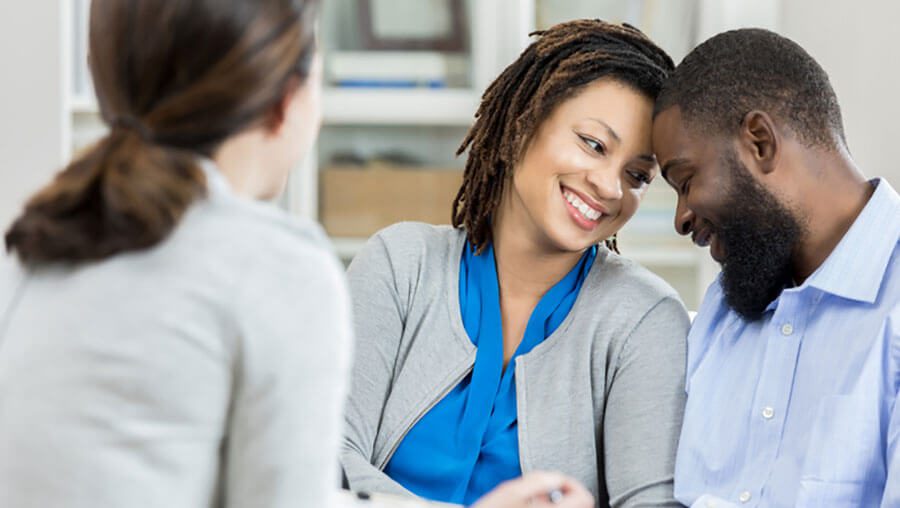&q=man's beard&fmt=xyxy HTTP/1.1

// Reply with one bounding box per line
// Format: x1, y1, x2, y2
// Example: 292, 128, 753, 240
713, 152, 804, 321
